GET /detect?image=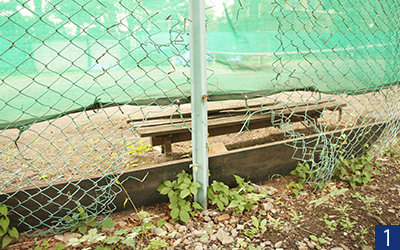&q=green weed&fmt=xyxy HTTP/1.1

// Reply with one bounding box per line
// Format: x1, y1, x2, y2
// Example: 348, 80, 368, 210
157, 170, 202, 223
